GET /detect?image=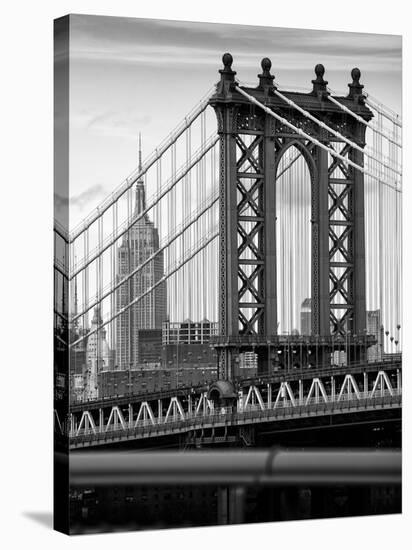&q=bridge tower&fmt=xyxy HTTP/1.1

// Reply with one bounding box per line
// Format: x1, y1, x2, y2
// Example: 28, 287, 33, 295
210, 54, 373, 380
